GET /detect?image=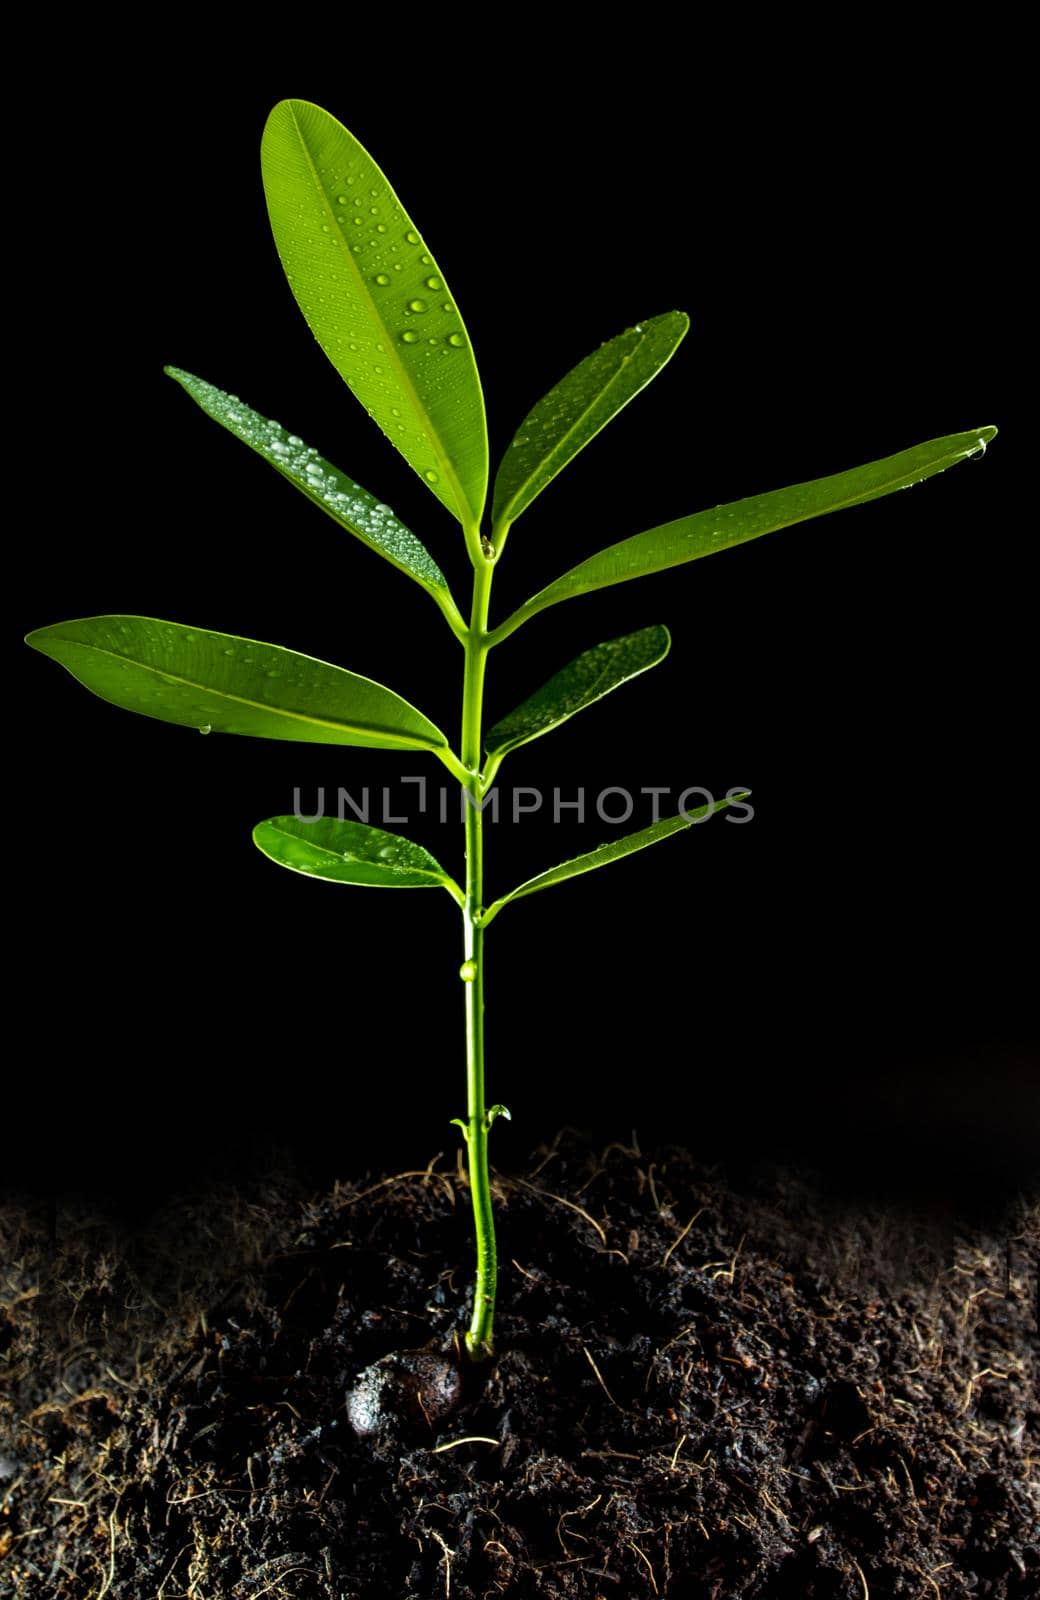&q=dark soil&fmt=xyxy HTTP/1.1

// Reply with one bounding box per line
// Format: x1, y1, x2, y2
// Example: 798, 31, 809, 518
2, 1138, 1037, 1598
